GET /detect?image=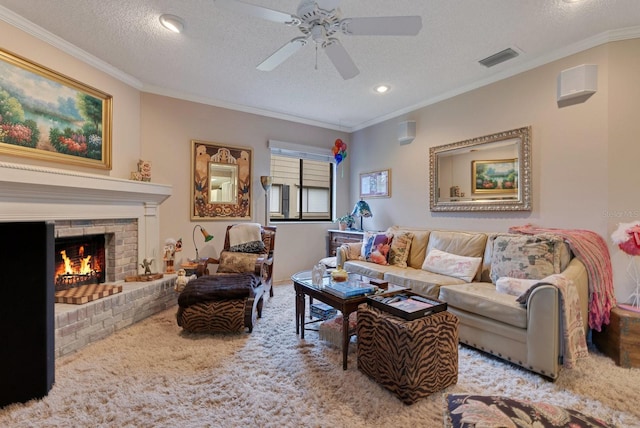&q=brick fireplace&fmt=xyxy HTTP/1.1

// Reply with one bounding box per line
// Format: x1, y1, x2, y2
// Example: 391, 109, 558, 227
0, 161, 174, 357
0, 161, 171, 269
